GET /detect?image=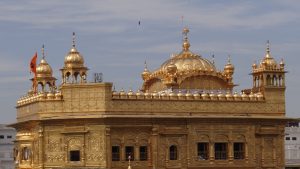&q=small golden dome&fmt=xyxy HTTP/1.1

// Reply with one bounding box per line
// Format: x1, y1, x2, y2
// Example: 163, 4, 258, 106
249, 91, 256, 101
47, 92, 55, 99
225, 91, 232, 98
185, 90, 192, 97
201, 92, 209, 100
233, 91, 241, 99
169, 91, 176, 97
120, 89, 126, 96
64, 33, 85, 68
224, 56, 234, 76
55, 91, 62, 99
279, 58, 285, 69
136, 90, 142, 96
177, 90, 184, 97
36, 58, 53, 78
260, 41, 277, 68
256, 92, 264, 100
252, 62, 257, 69
166, 60, 177, 74
152, 91, 159, 98
160, 91, 167, 97
142, 62, 151, 80
144, 91, 151, 99
64, 47, 84, 68
241, 92, 249, 101
127, 89, 134, 96
217, 91, 225, 97
193, 91, 200, 97
209, 91, 217, 99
